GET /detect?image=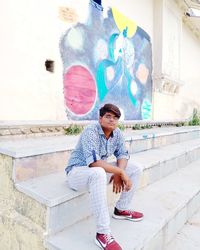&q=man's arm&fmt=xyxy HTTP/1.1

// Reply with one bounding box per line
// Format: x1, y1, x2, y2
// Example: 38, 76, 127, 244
90, 160, 132, 191
90, 160, 122, 175
117, 158, 128, 170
